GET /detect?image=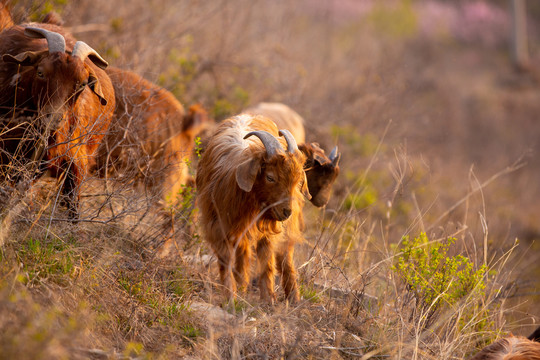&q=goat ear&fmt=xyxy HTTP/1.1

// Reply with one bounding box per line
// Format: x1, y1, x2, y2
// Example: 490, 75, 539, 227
87, 67, 107, 106
236, 156, 261, 192
182, 104, 209, 134
3, 50, 47, 66
301, 172, 312, 200
313, 153, 327, 166
87, 53, 108, 70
